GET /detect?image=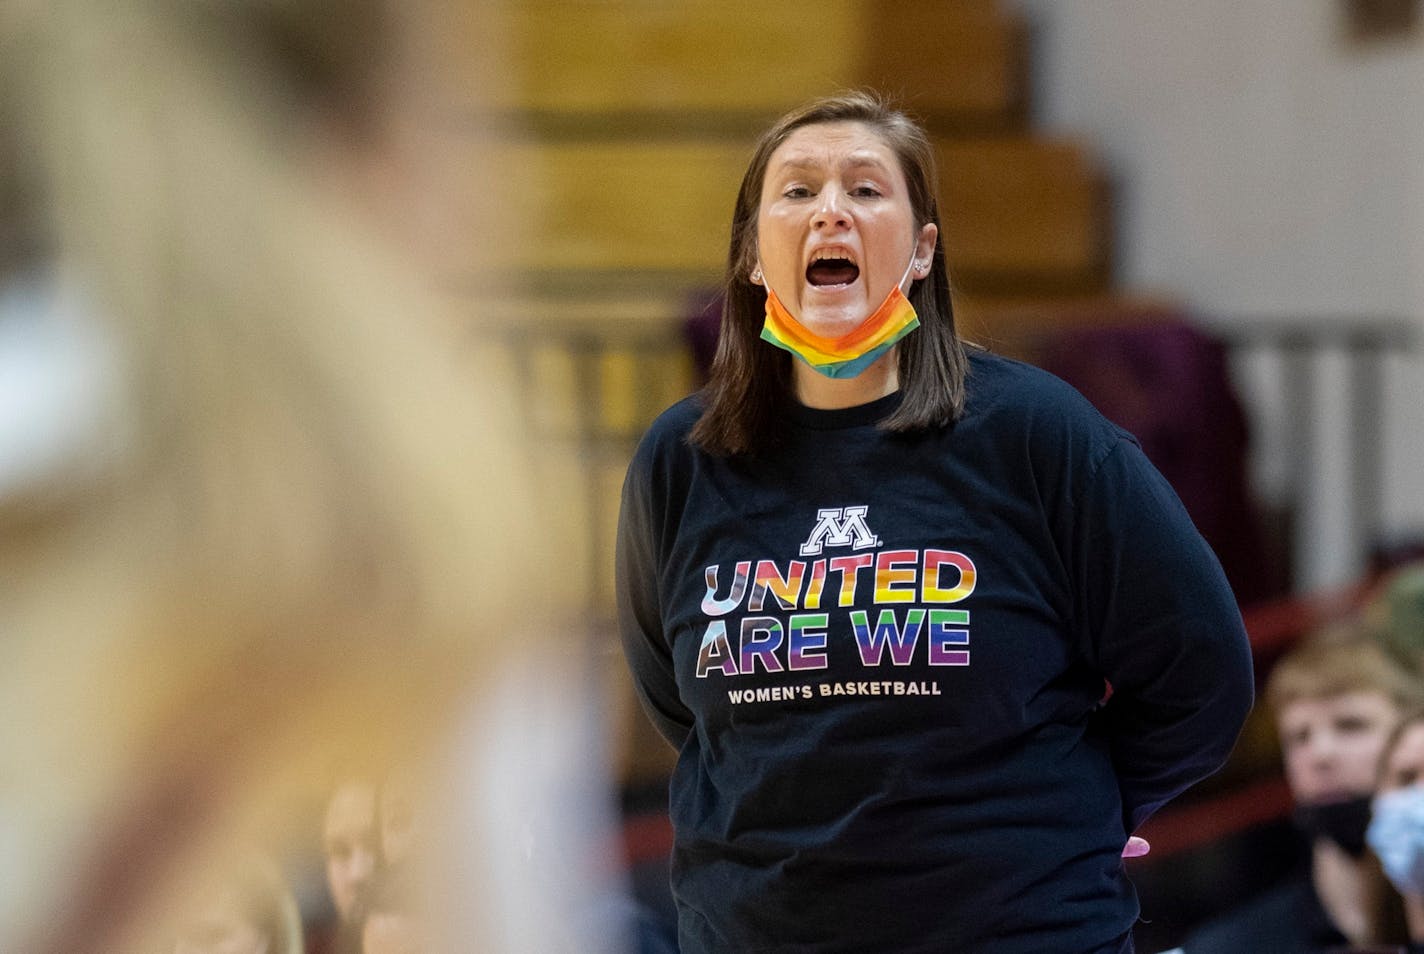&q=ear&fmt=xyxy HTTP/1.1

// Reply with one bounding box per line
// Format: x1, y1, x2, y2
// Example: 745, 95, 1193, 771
914, 222, 938, 273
